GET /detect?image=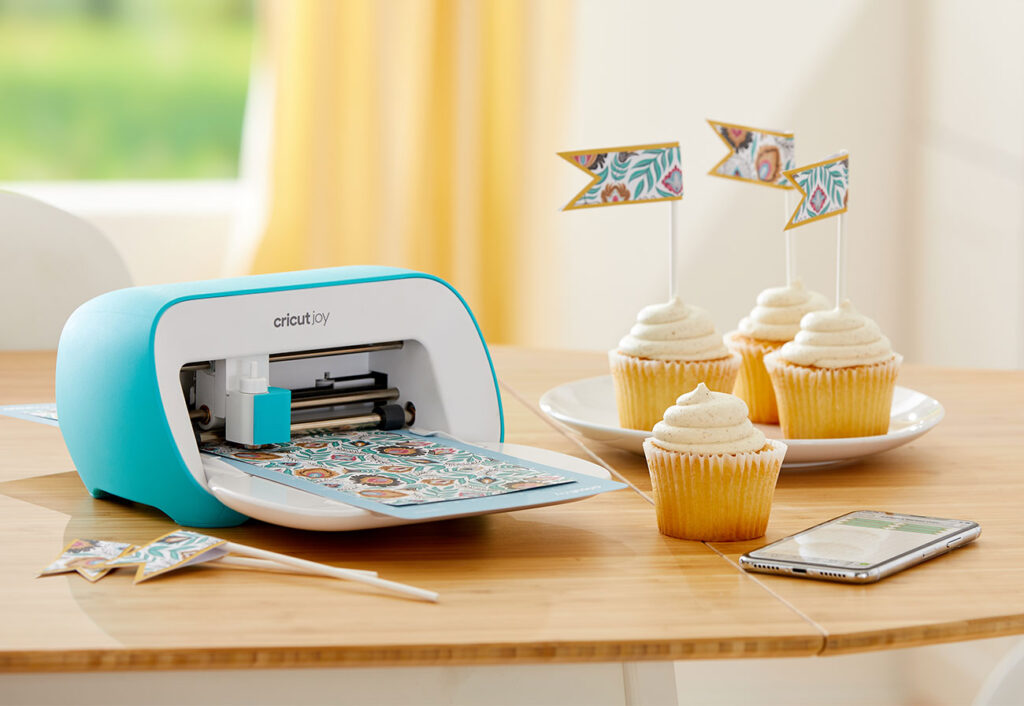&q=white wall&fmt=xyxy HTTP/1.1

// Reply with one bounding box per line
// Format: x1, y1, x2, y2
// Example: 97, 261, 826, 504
13, 0, 1022, 370
910, 0, 1024, 369
551, 0, 1024, 369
